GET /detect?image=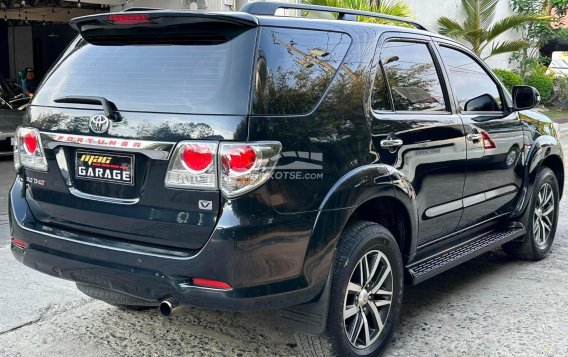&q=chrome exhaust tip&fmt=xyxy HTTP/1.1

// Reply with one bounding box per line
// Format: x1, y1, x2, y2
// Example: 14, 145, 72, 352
159, 300, 176, 317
